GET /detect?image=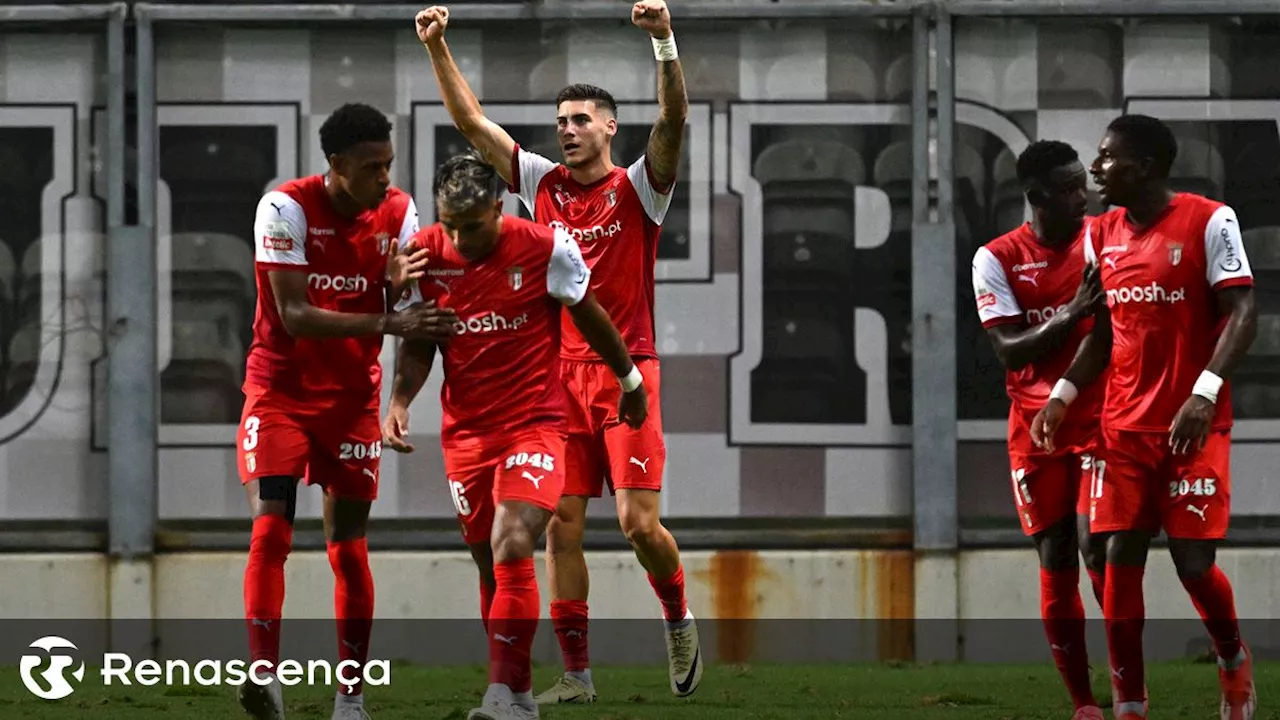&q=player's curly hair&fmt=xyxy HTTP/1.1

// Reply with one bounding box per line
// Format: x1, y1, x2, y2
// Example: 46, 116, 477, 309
1107, 113, 1178, 178
556, 83, 618, 116
433, 149, 506, 214
319, 103, 392, 157
1015, 140, 1079, 190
